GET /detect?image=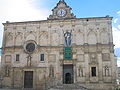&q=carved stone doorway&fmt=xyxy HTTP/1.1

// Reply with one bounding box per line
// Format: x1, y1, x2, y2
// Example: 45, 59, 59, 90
63, 65, 73, 84
24, 71, 33, 88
